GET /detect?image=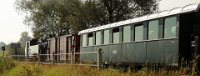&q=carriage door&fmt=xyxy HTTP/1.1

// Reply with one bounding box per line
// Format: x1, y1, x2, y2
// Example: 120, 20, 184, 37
190, 23, 200, 69
191, 15, 200, 56
191, 36, 199, 55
